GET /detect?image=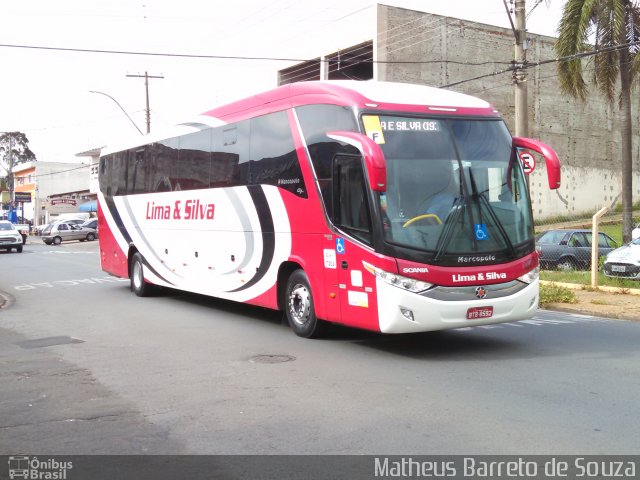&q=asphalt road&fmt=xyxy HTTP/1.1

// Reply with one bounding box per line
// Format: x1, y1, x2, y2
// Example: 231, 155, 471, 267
1, 240, 639, 456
